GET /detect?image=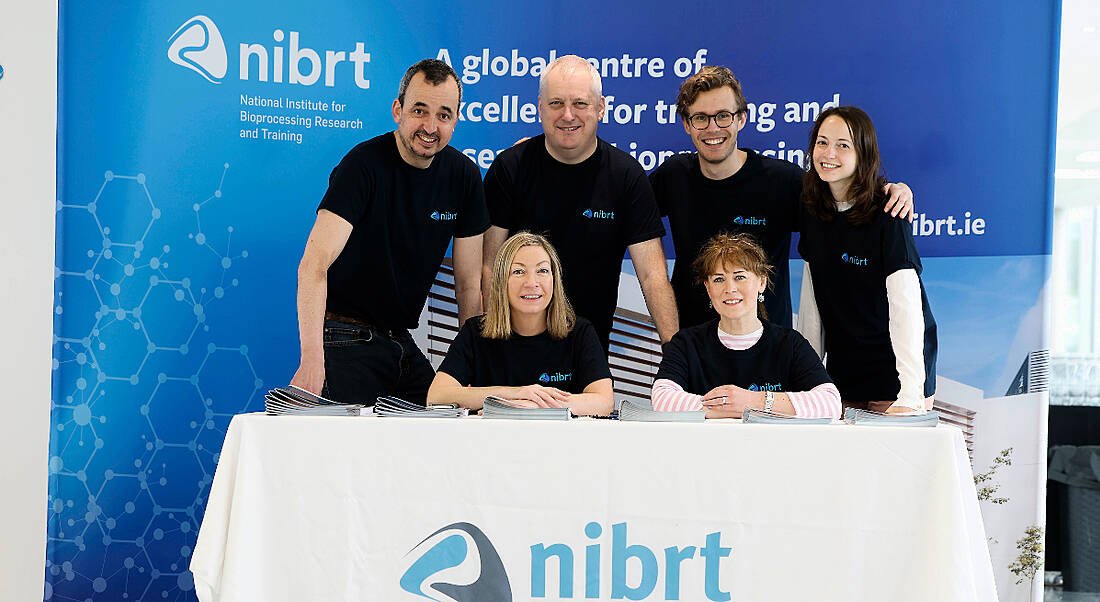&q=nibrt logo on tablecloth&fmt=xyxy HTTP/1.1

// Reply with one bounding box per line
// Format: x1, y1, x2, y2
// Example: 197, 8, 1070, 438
167, 15, 228, 83
404, 521, 733, 601
401, 522, 512, 601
